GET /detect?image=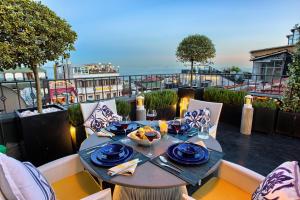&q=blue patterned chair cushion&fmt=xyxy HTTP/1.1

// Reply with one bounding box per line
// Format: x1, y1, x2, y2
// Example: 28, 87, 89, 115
184, 108, 211, 128
252, 161, 300, 200
84, 101, 121, 132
